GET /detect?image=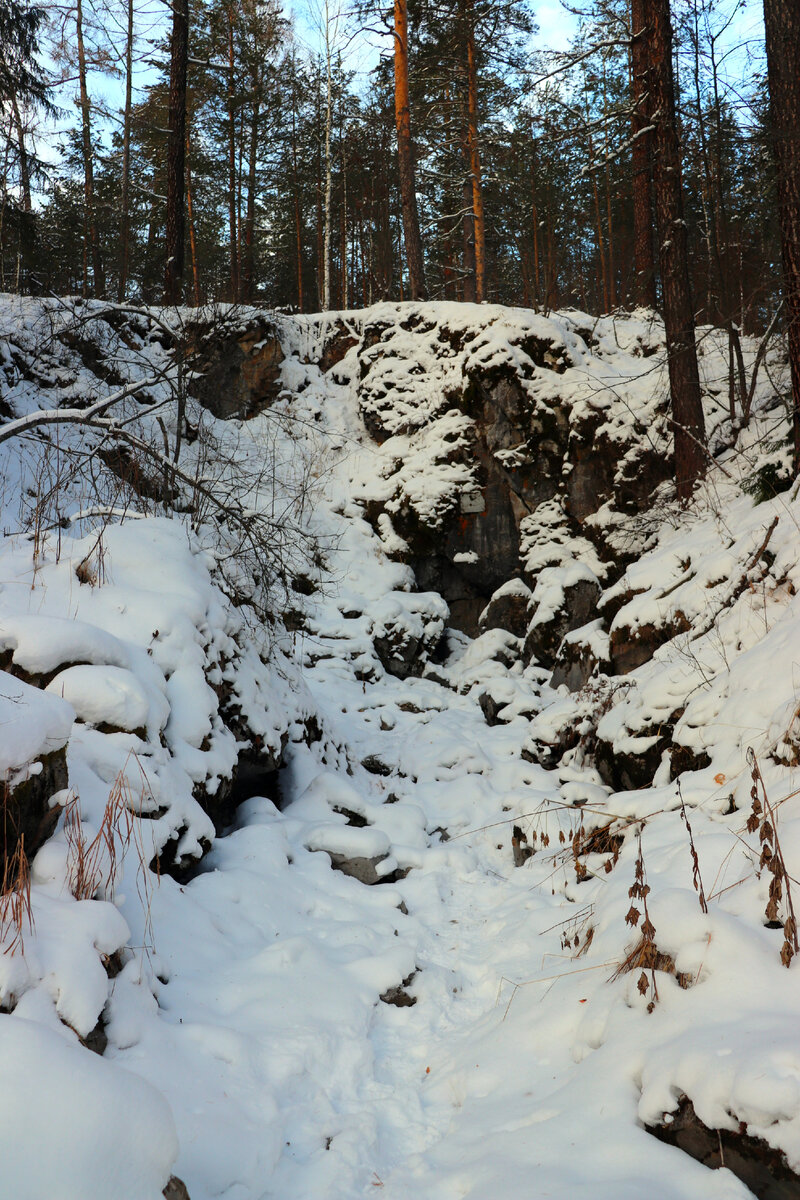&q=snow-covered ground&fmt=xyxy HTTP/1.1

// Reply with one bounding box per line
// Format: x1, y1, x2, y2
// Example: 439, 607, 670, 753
0, 297, 798, 1199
